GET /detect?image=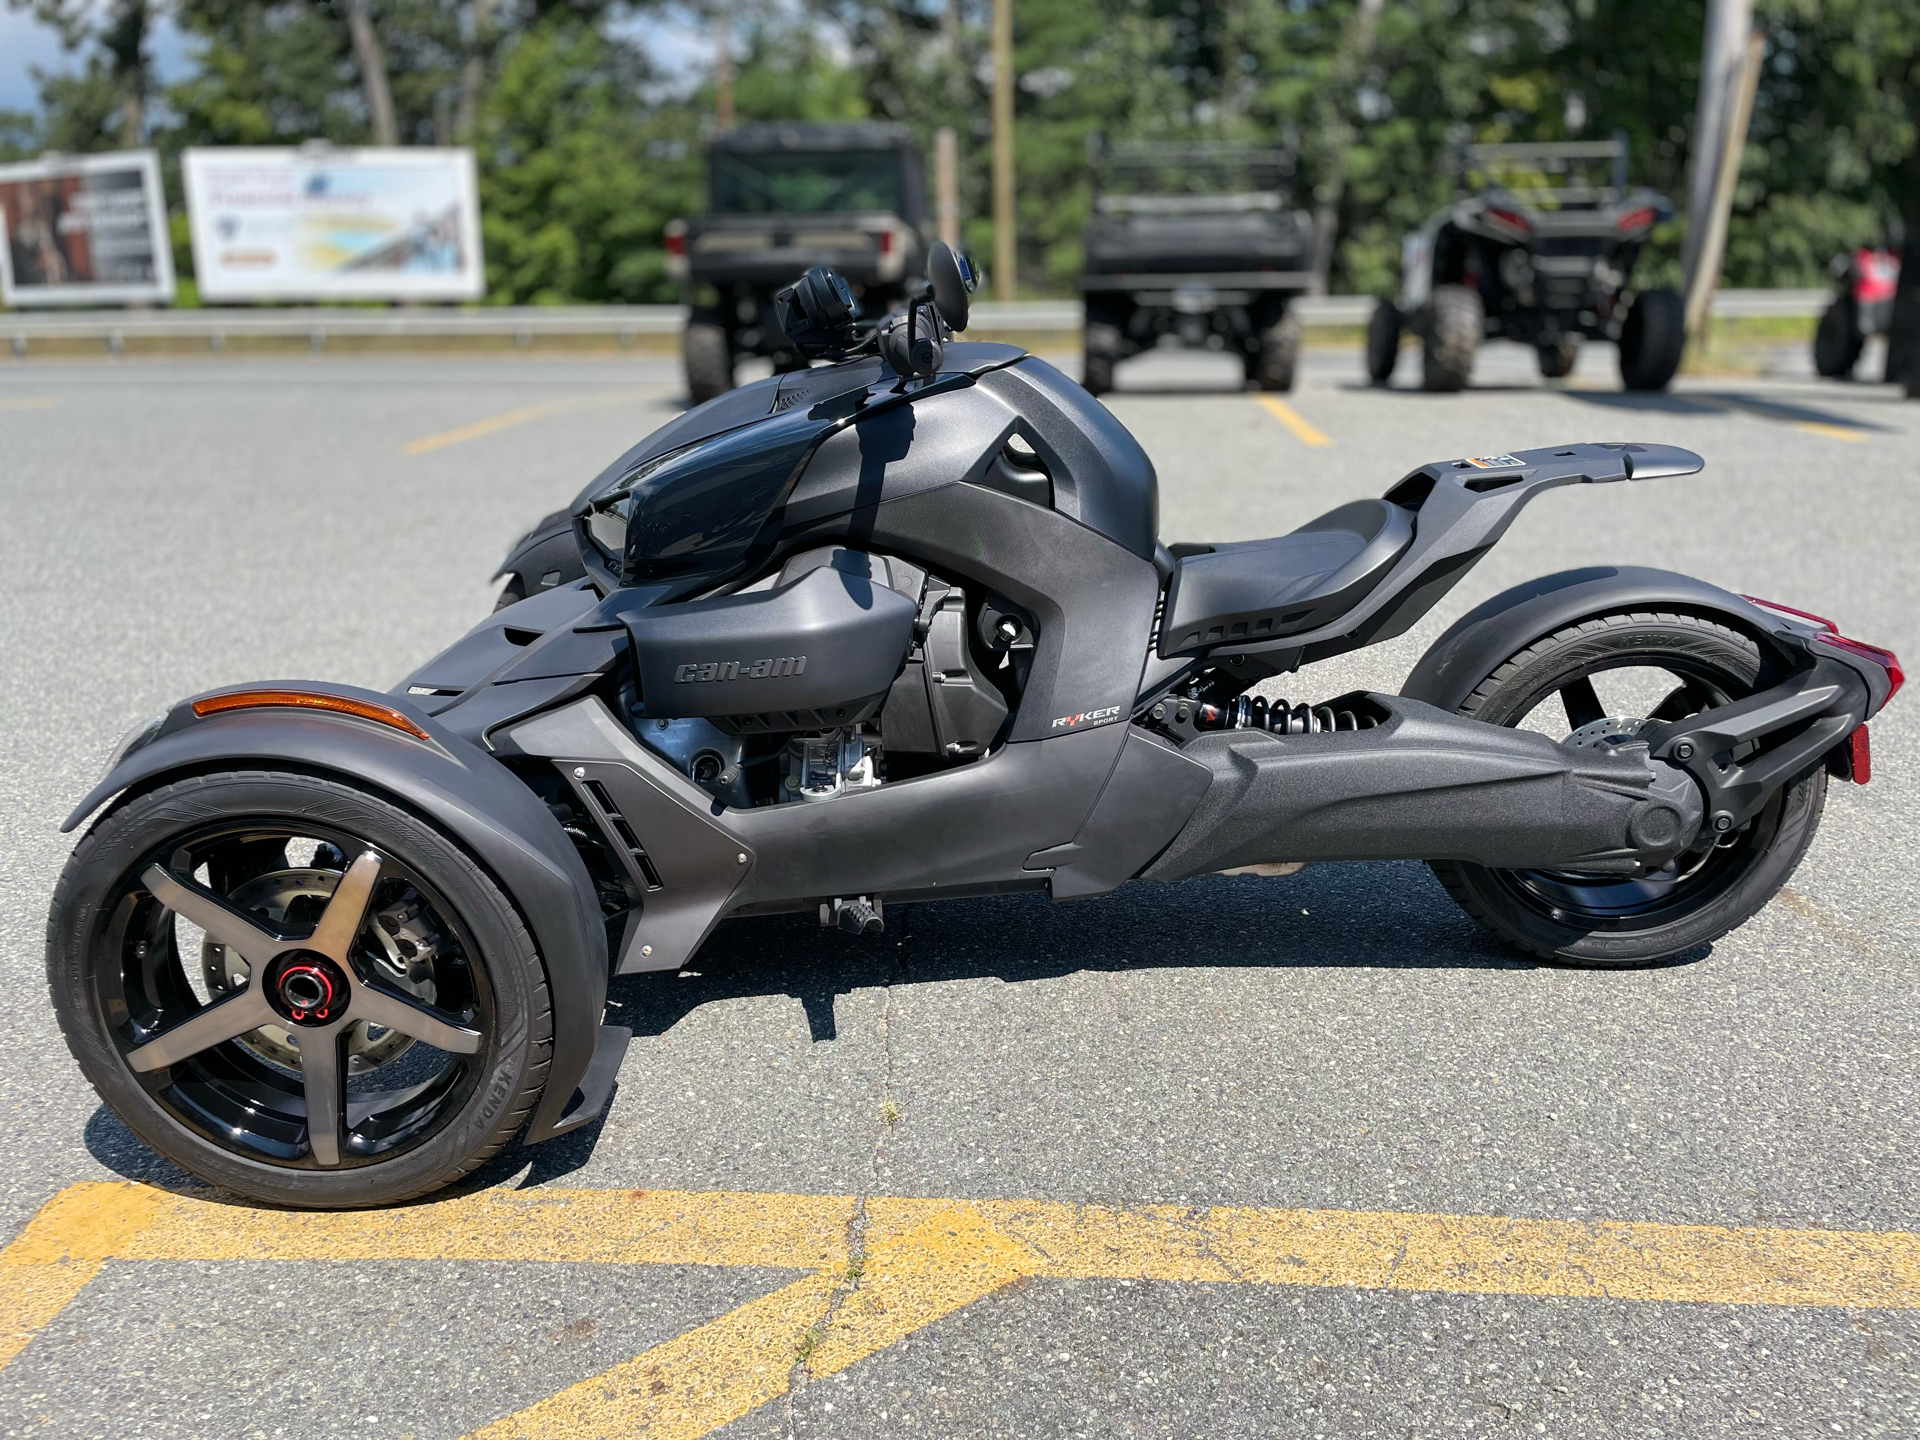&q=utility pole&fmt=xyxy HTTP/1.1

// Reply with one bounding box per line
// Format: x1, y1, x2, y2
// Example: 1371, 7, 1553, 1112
934, 127, 960, 250
1682, 30, 1763, 343
991, 0, 1015, 301
715, 0, 735, 132
1681, 0, 1753, 300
